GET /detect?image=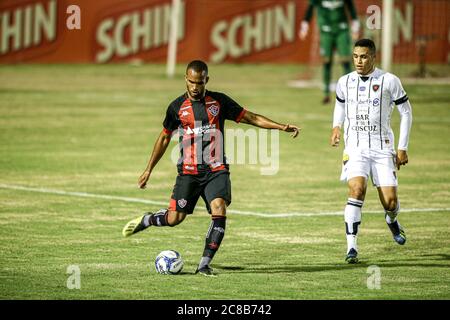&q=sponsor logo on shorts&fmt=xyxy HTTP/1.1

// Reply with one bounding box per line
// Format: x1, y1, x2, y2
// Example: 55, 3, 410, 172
178, 199, 187, 208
